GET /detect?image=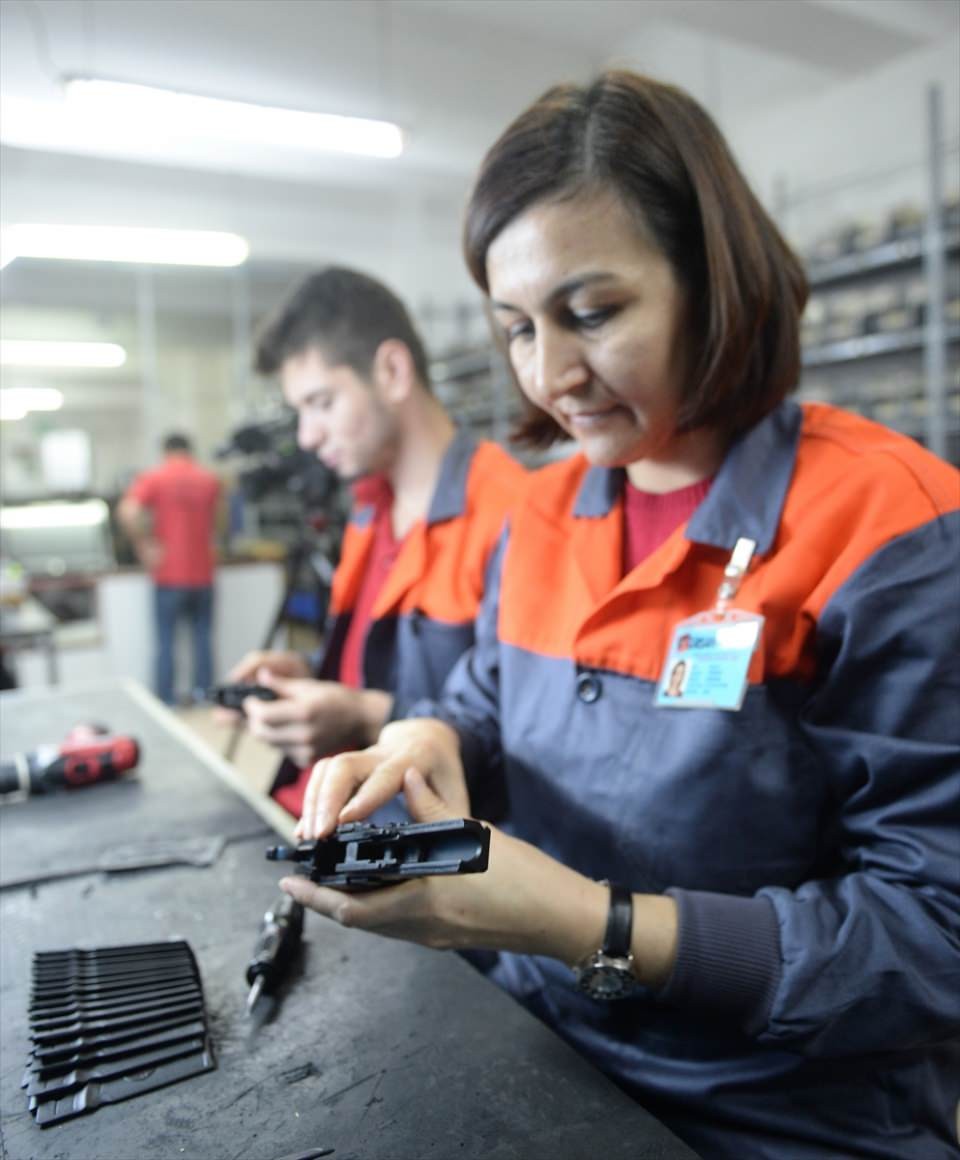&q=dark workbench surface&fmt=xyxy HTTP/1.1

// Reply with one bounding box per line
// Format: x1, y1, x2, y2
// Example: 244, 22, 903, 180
0, 679, 697, 1160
